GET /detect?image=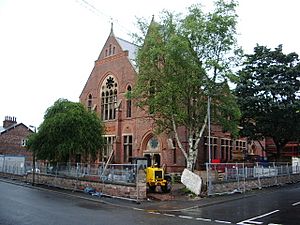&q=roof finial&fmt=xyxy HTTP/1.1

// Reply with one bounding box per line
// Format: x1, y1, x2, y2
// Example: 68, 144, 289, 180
110, 18, 114, 36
